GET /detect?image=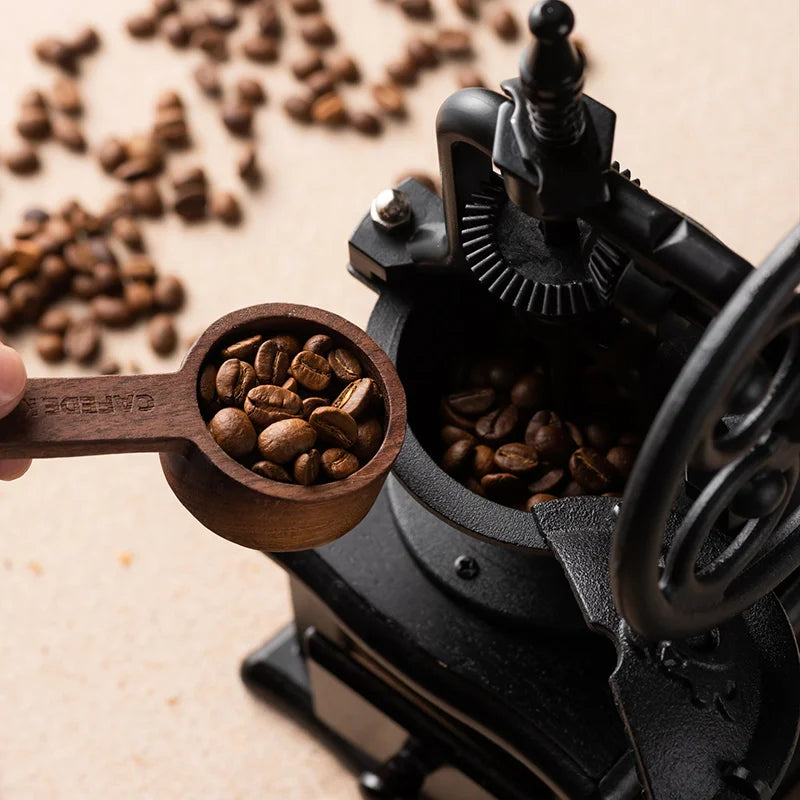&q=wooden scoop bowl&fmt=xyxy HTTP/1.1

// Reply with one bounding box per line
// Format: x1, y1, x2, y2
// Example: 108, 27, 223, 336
0, 303, 406, 552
